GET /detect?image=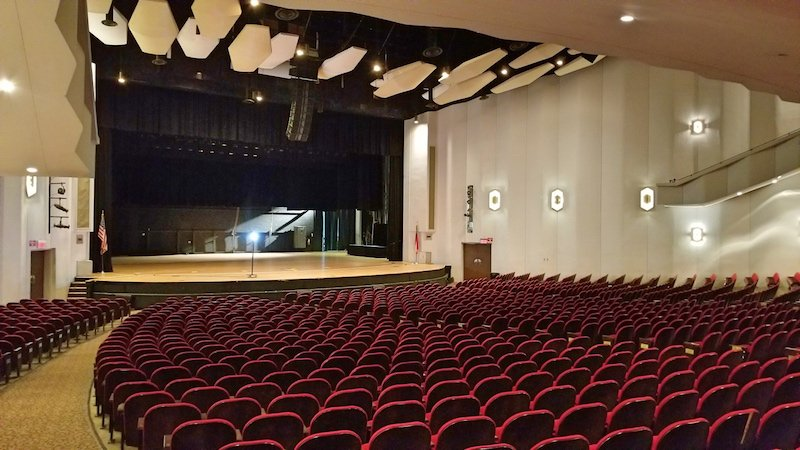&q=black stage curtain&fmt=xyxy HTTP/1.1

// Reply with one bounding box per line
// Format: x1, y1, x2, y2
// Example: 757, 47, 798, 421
111, 132, 384, 210
96, 80, 401, 158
